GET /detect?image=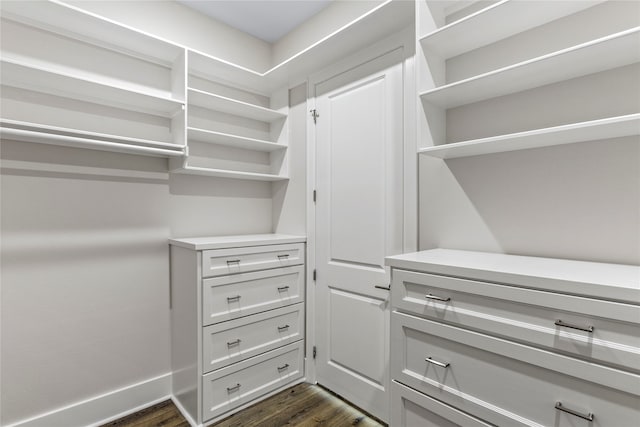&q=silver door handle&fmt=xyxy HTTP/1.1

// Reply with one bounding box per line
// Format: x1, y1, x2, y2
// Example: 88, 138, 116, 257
277, 325, 290, 331
555, 402, 594, 421
425, 357, 450, 368
374, 284, 391, 291
226, 383, 241, 393
227, 295, 241, 303
277, 254, 290, 259
425, 293, 451, 302
554, 319, 594, 333
277, 364, 290, 371
226, 259, 241, 265
227, 339, 241, 347
277, 286, 290, 292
